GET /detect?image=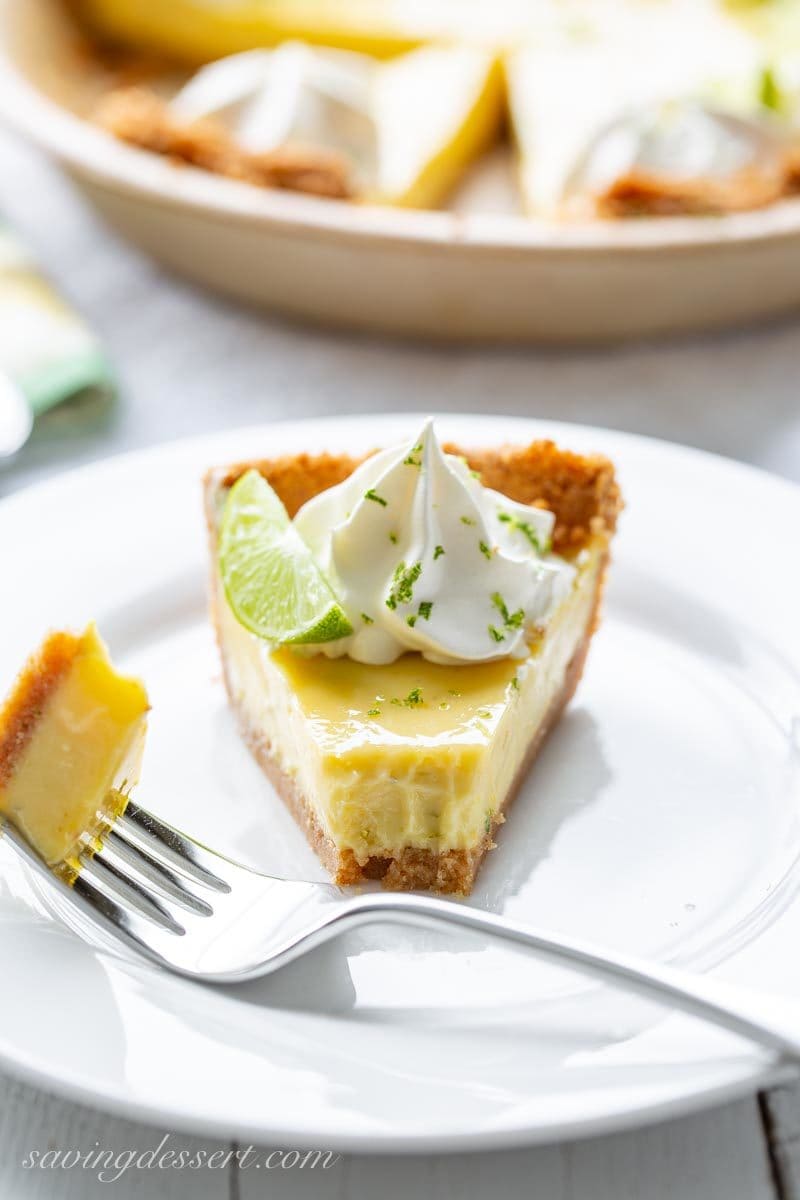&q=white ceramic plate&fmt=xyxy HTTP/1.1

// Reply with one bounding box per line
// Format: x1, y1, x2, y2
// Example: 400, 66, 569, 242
0, 413, 799, 1151
5, 0, 800, 342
